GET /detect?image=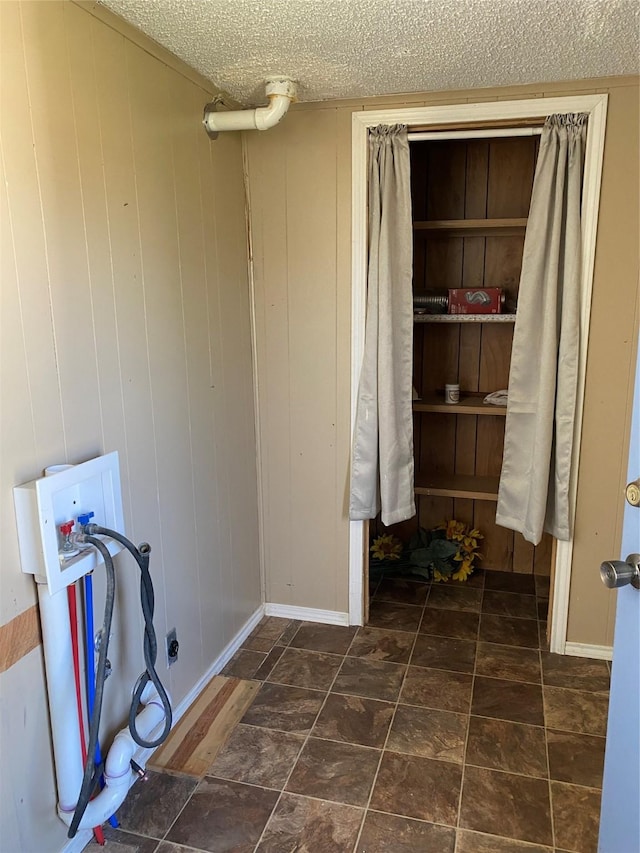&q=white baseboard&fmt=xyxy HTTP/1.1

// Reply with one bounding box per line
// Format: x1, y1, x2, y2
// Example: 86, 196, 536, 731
171, 604, 266, 722
61, 603, 265, 853
264, 603, 350, 626
564, 641, 613, 661
61, 829, 93, 853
